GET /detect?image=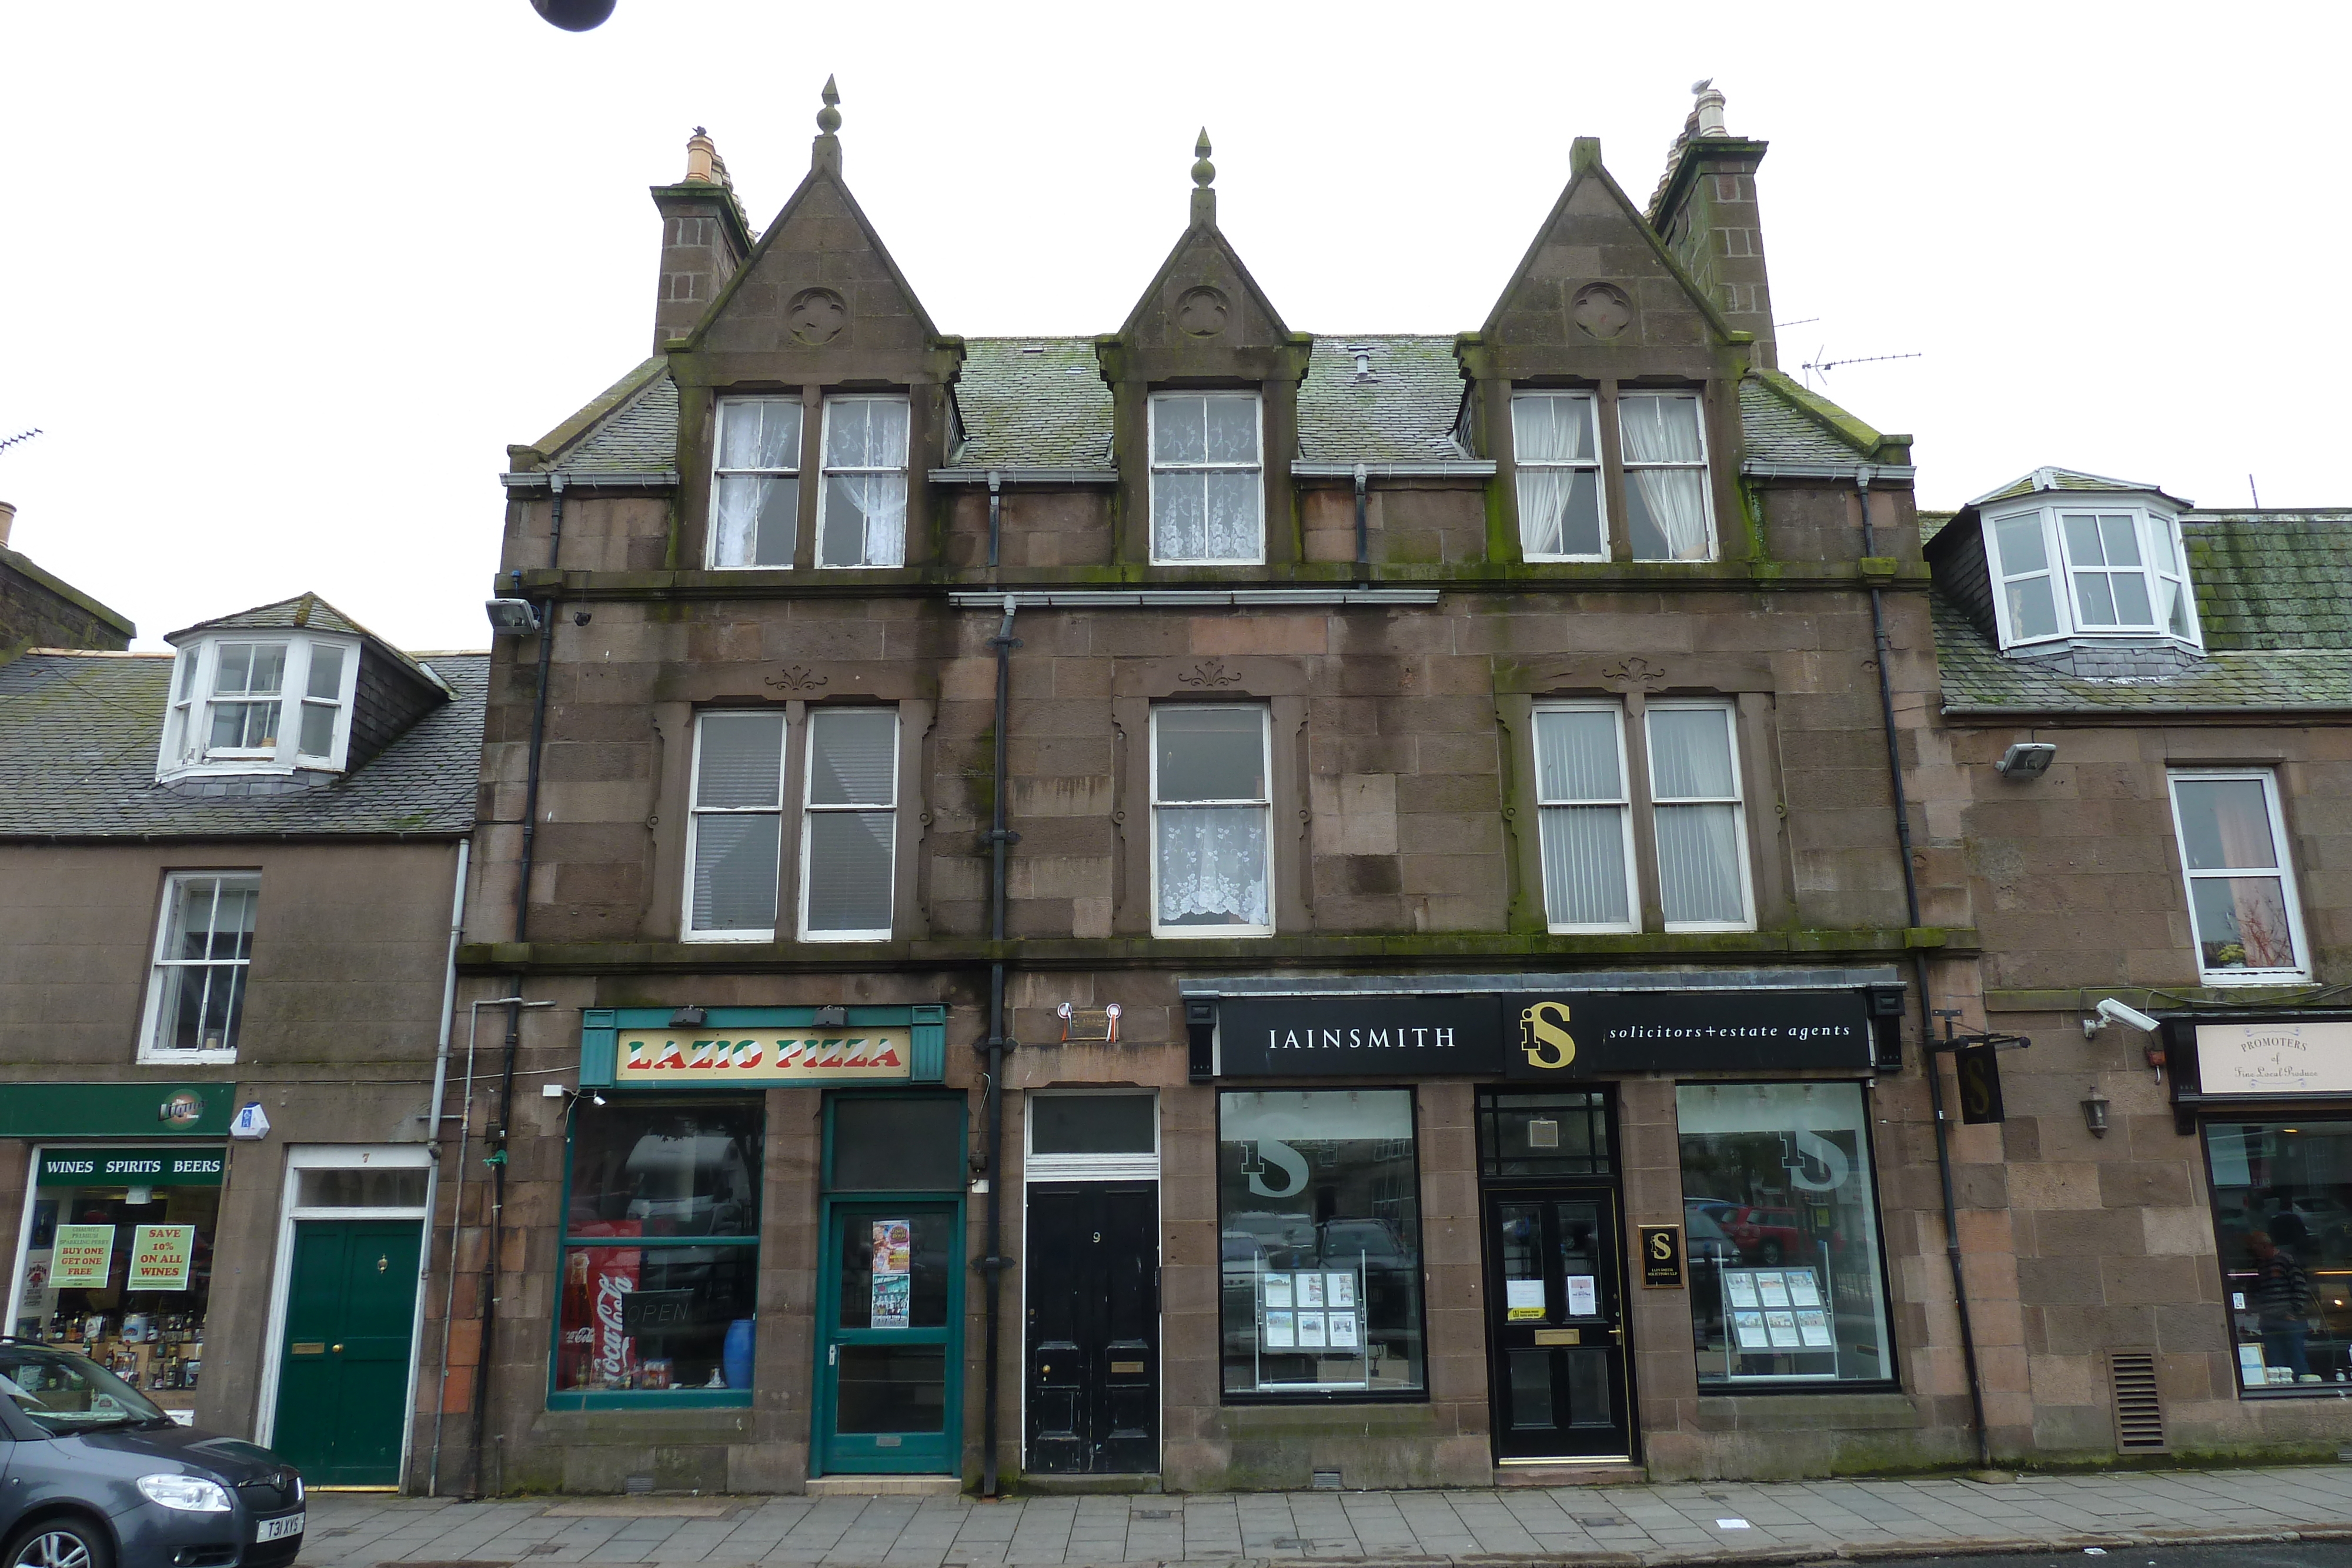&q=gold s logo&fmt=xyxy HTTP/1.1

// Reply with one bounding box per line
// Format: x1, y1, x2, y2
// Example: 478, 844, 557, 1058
1960, 1058, 1992, 1118
1651, 1232, 1673, 1262
1519, 1001, 1576, 1071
